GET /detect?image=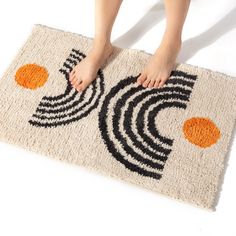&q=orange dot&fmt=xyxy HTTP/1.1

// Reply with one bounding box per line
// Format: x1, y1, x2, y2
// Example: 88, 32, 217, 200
15, 64, 48, 89
183, 117, 221, 148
